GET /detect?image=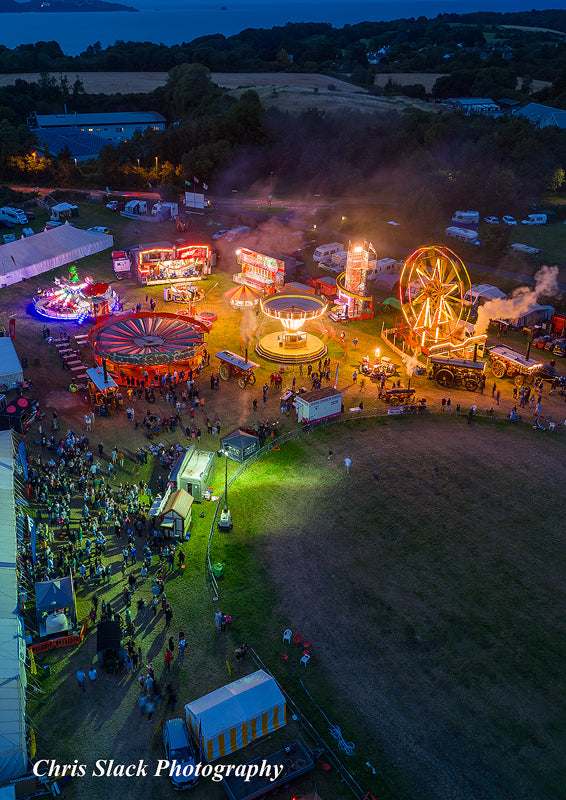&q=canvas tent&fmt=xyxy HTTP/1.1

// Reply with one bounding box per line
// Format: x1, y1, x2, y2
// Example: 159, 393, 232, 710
185, 670, 286, 761
0, 617, 27, 783
0, 225, 113, 287
0, 339, 24, 391
0, 431, 27, 783
35, 576, 76, 635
